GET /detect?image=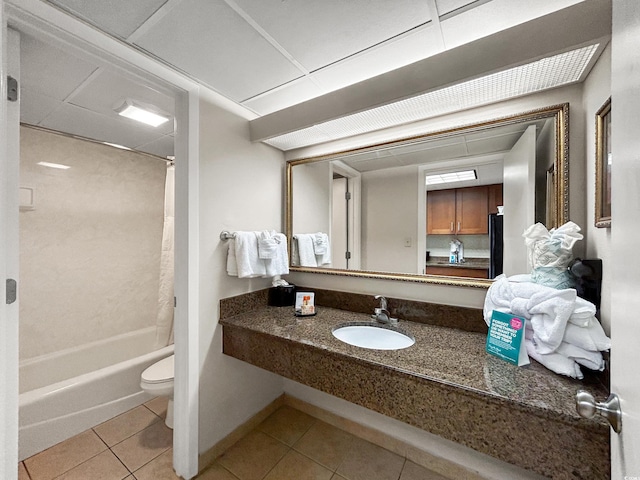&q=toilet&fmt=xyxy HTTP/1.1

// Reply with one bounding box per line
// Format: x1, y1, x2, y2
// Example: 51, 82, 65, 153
140, 354, 175, 428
